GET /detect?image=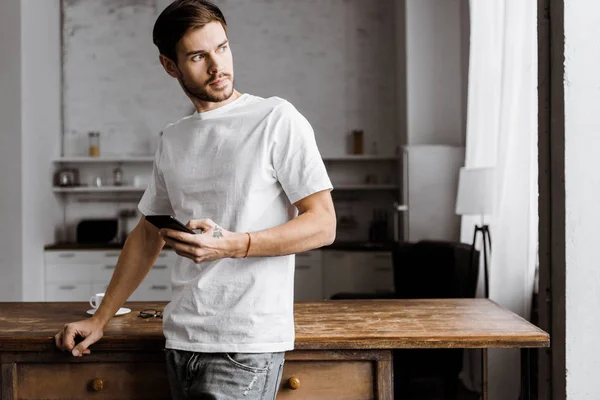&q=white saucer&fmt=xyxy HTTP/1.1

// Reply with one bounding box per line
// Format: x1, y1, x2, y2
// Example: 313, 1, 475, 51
86, 307, 131, 316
